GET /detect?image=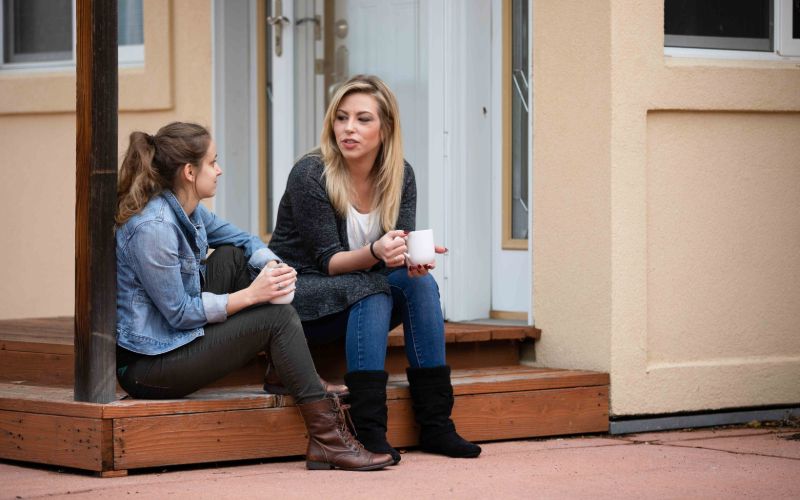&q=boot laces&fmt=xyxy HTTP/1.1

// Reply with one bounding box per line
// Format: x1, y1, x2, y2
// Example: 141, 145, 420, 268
332, 397, 365, 452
